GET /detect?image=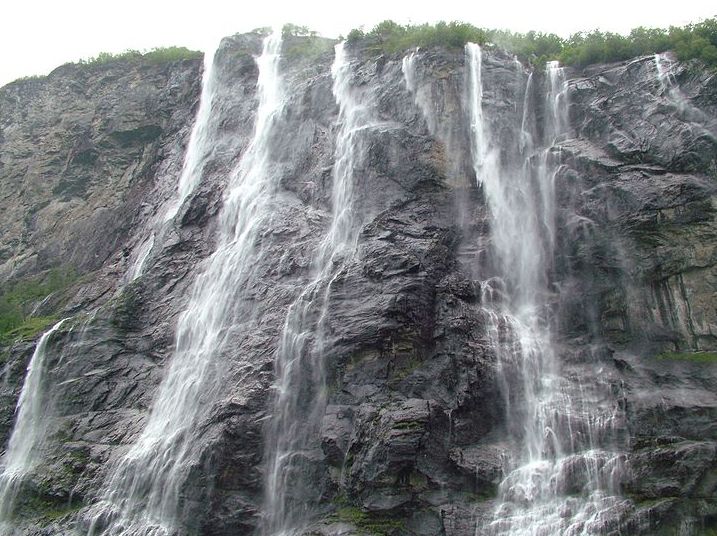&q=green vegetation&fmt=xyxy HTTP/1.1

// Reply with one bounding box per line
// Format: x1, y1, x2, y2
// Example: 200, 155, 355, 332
0, 316, 59, 345
558, 20, 717, 67
472, 484, 498, 501
284, 37, 335, 61
110, 280, 142, 330
348, 20, 488, 53
16, 74, 44, 83
656, 351, 717, 363
0, 267, 77, 345
16, 492, 82, 525
282, 24, 334, 61
282, 23, 318, 38
78, 46, 202, 66
393, 420, 424, 431
347, 17, 717, 68
331, 506, 404, 535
